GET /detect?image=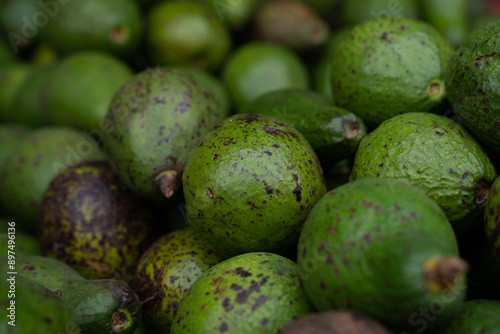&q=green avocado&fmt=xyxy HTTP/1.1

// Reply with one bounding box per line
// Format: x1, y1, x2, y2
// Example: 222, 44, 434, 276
485, 175, 500, 260
201, 0, 263, 31
0, 124, 28, 170
133, 228, 222, 333
38, 161, 154, 280
0, 126, 105, 232
0, 61, 32, 122
182, 114, 326, 259
0, 0, 40, 52
330, 16, 453, 129
171, 252, 315, 334
39, 0, 143, 58
222, 42, 309, 110
103, 67, 228, 202
440, 300, 500, 334
0, 274, 80, 334
446, 20, 500, 154
1, 255, 142, 334
238, 88, 366, 169
350, 112, 497, 237
297, 178, 467, 332
421, 0, 468, 48
147, 1, 231, 71
339, 0, 420, 26
46, 51, 133, 132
